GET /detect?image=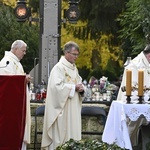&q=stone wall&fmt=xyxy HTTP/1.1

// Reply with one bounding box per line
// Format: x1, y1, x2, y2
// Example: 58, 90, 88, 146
27, 103, 44, 150
27, 103, 109, 149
